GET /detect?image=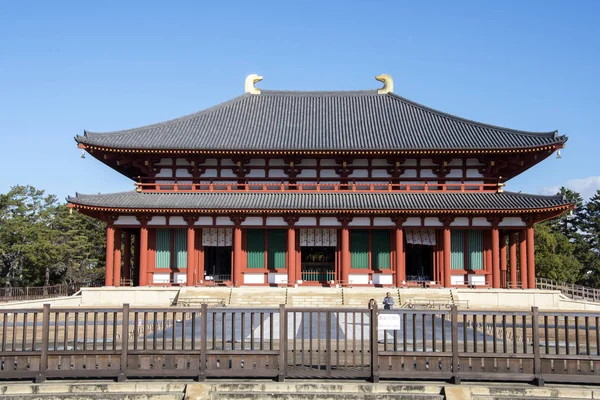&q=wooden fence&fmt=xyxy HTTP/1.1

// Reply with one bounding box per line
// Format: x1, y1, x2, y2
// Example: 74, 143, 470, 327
0, 303, 599, 385
537, 278, 600, 303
